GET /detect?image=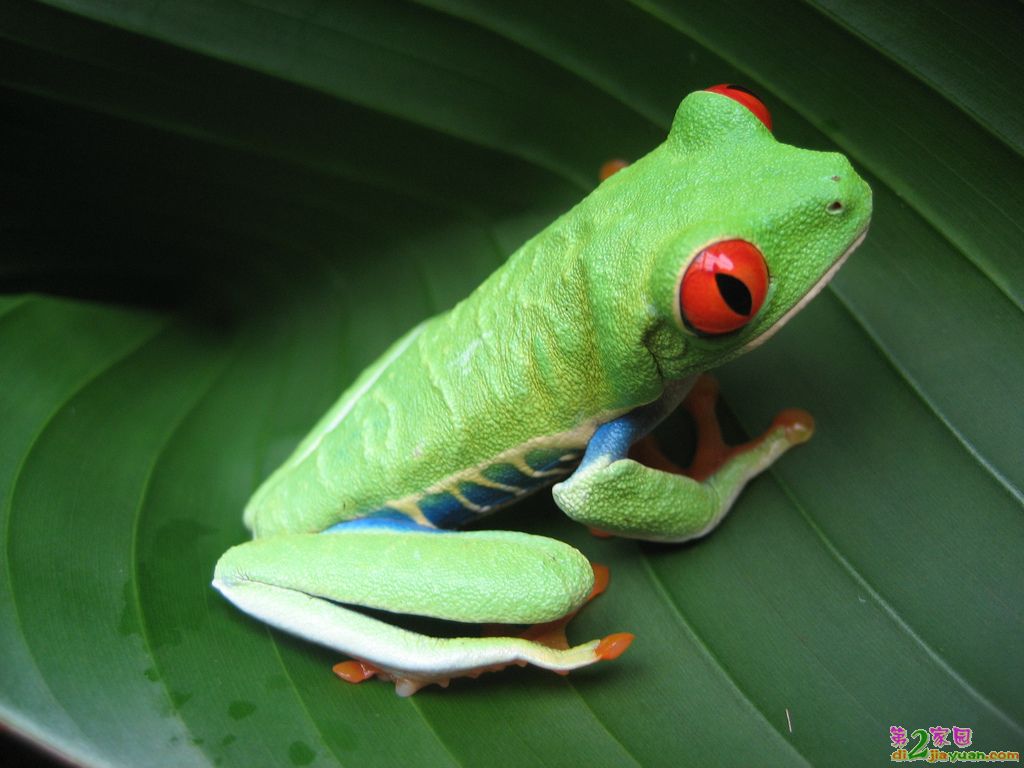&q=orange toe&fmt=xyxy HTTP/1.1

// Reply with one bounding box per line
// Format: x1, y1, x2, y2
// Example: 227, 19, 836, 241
772, 408, 815, 444
333, 660, 379, 684
595, 632, 635, 661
